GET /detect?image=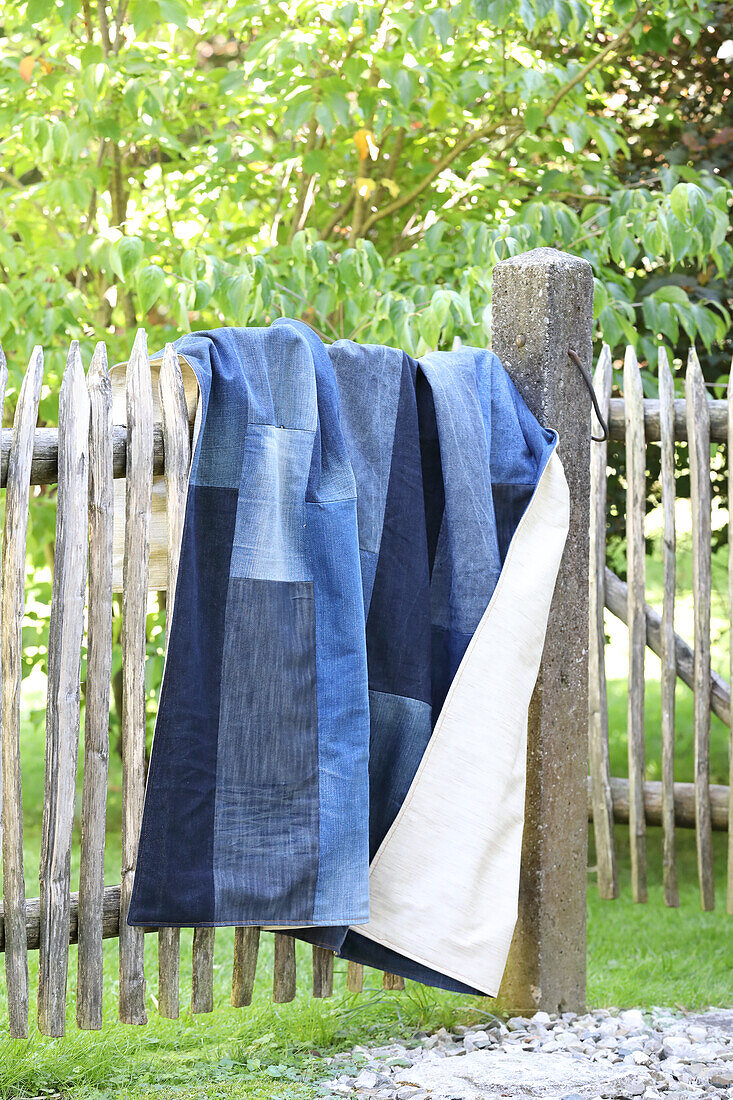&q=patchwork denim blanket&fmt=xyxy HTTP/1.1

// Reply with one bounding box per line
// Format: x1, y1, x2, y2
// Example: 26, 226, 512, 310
127, 321, 569, 997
